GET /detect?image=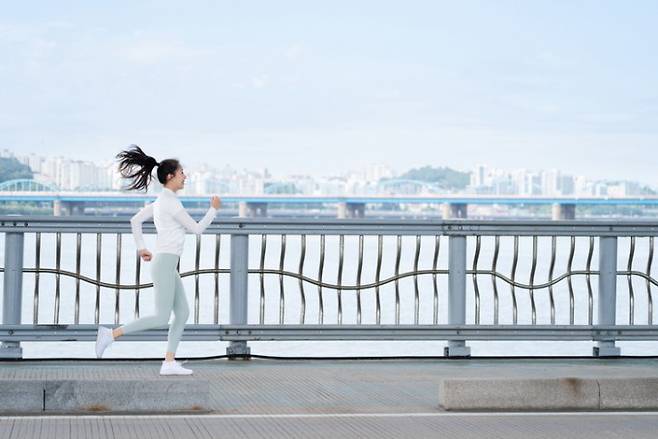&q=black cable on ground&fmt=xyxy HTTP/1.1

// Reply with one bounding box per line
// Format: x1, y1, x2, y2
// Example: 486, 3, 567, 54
1, 354, 658, 362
